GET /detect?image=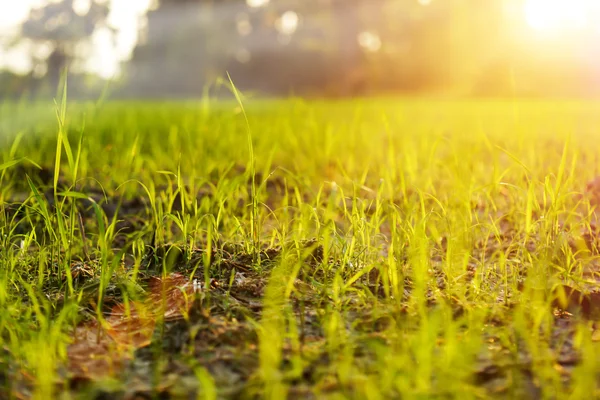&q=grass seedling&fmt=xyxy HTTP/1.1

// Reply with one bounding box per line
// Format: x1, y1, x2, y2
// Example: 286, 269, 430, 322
1, 97, 600, 398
